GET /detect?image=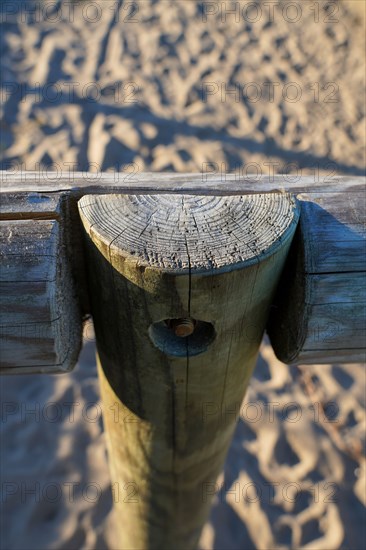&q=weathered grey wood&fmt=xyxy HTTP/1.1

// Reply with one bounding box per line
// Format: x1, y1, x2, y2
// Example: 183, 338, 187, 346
0, 193, 62, 220
0, 196, 82, 374
291, 349, 366, 364
78, 193, 299, 549
267, 192, 366, 364
1, 170, 364, 196
1, 171, 365, 372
